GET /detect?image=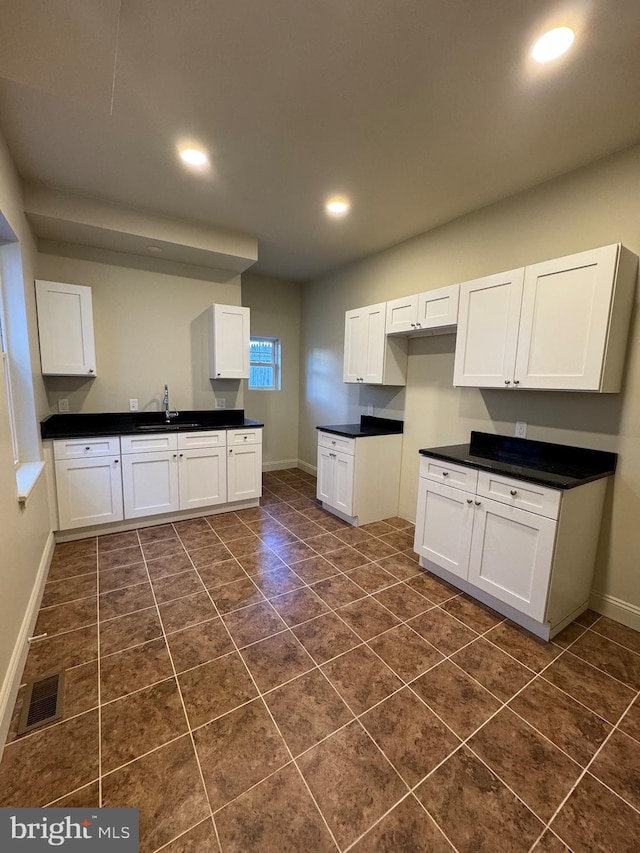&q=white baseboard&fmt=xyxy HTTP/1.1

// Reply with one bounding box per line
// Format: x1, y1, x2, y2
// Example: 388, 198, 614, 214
589, 591, 640, 632
262, 458, 300, 472
296, 459, 317, 476
0, 530, 56, 758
